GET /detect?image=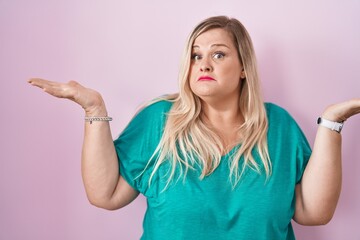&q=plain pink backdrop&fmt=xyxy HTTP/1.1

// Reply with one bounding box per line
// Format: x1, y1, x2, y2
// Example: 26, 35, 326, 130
1, 1, 359, 239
